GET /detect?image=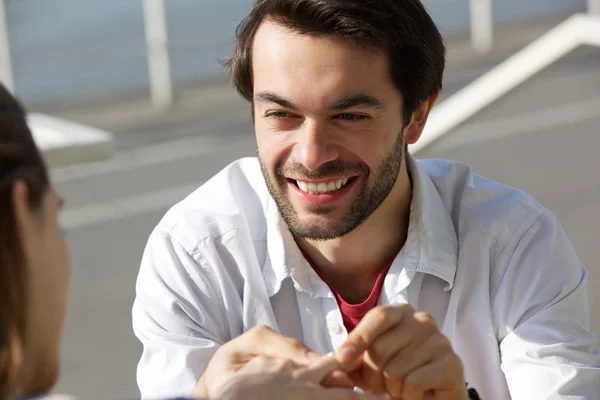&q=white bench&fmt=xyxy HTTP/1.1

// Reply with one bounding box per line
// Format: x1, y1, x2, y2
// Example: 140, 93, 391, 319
29, 113, 115, 168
